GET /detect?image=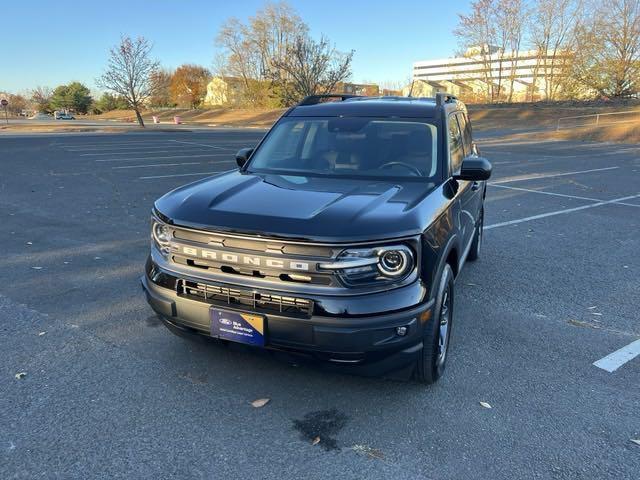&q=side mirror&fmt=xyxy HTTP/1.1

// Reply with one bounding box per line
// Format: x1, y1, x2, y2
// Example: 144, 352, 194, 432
235, 148, 253, 168
454, 156, 492, 181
